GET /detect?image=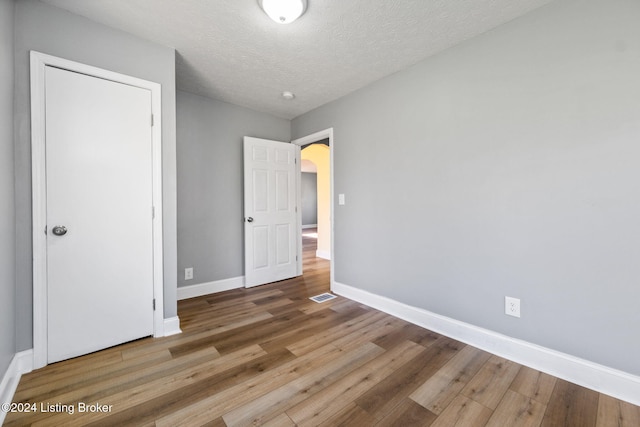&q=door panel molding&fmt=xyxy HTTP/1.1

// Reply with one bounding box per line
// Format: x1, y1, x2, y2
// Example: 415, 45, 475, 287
30, 51, 165, 369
